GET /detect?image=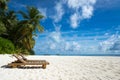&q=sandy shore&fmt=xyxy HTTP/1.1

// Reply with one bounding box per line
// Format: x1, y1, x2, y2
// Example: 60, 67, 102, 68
0, 54, 120, 80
